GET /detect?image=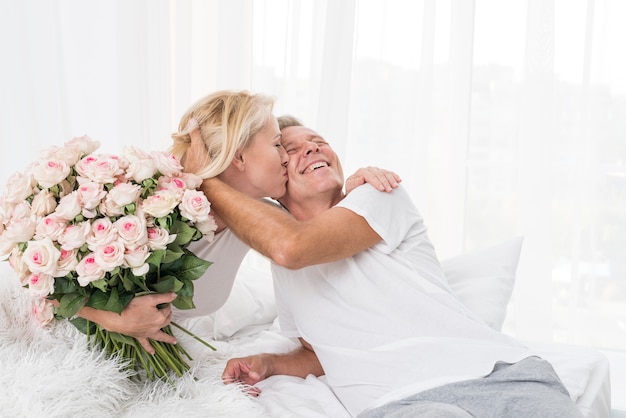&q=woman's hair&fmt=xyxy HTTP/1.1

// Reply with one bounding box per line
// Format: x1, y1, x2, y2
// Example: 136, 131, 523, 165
170, 90, 275, 179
